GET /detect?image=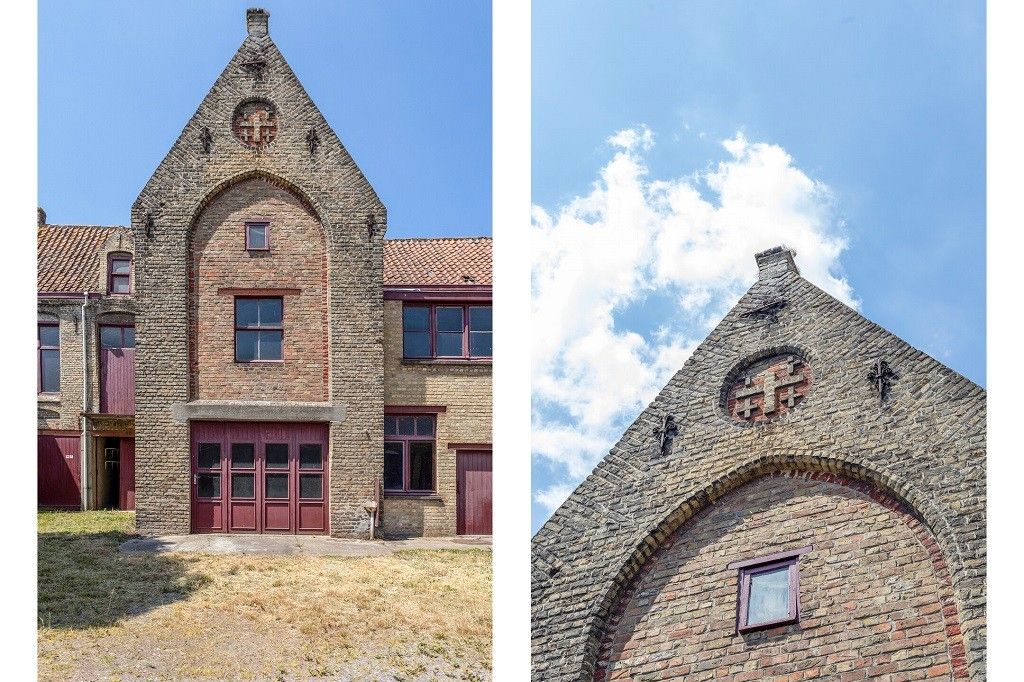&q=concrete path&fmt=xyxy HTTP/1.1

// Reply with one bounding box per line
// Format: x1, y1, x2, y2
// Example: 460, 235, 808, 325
120, 533, 491, 556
